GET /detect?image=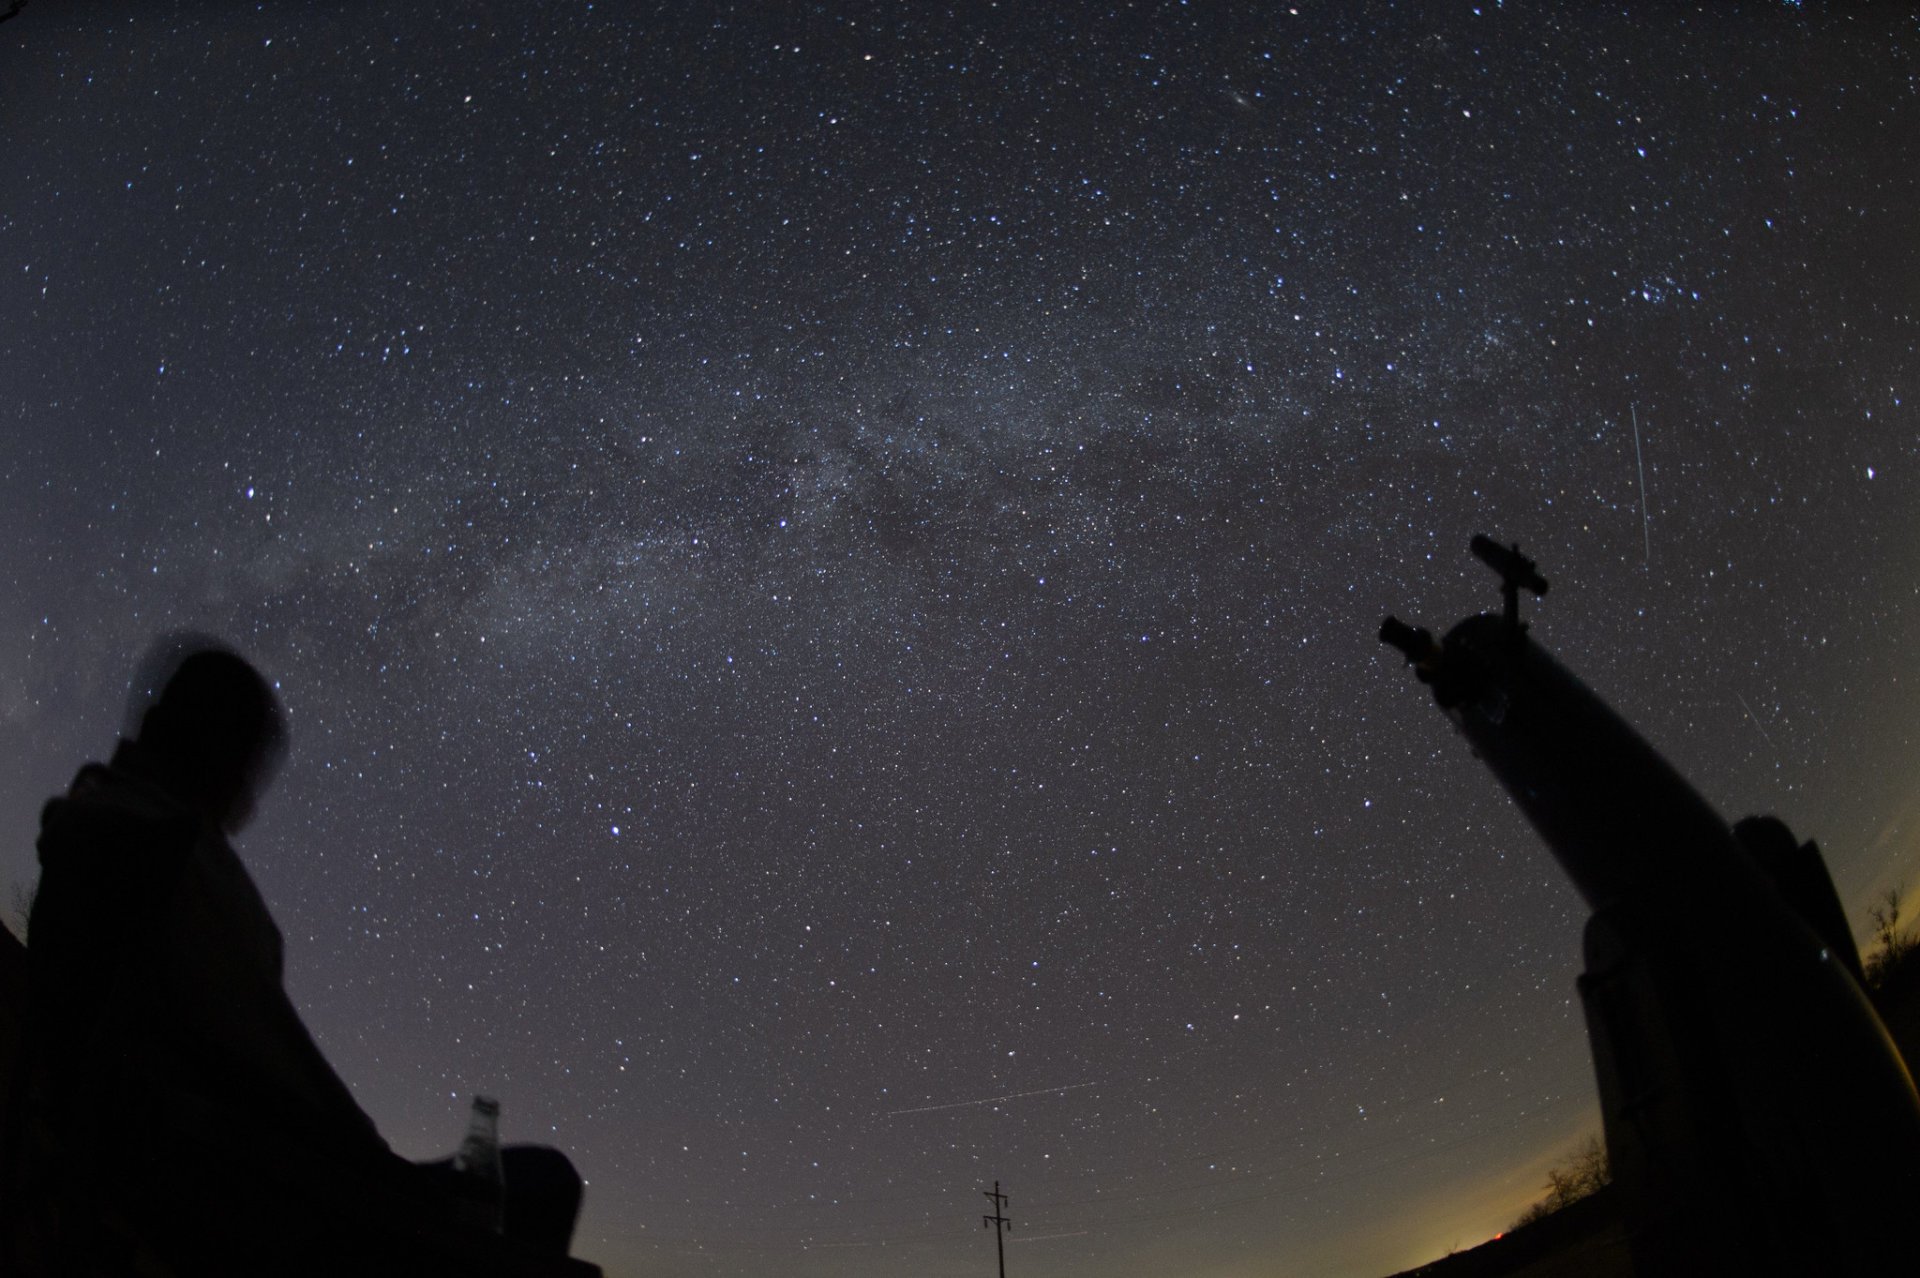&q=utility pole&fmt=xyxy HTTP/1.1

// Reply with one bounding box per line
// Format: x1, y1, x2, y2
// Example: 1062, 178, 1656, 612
982, 1180, 1012, 1278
